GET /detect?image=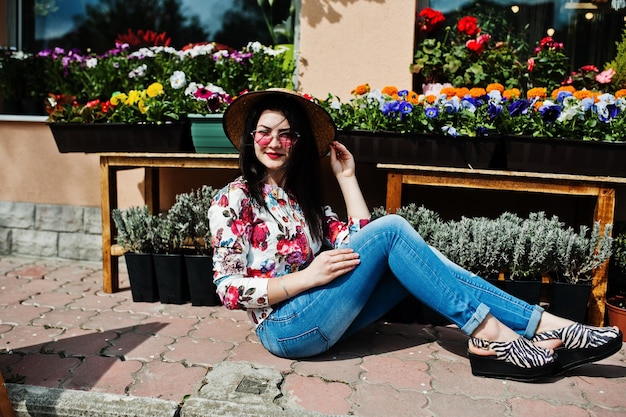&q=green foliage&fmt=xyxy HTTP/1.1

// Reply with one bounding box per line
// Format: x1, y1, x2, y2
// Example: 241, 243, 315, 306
388, 205, 613, 283
613, 228, 626, 275
111, 206, 155, 253
168, 185, 219, 254
607, 27, 626, 90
